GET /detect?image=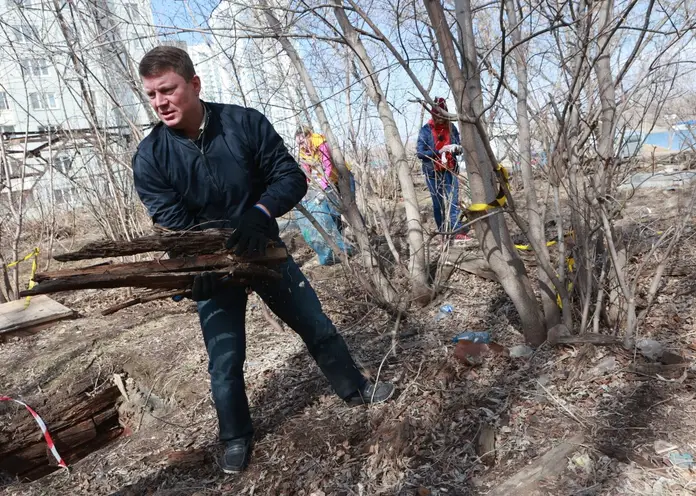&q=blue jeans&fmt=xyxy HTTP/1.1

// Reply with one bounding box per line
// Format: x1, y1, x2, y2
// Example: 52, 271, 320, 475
196, 256, 365, 442
422, 164, 465, 232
